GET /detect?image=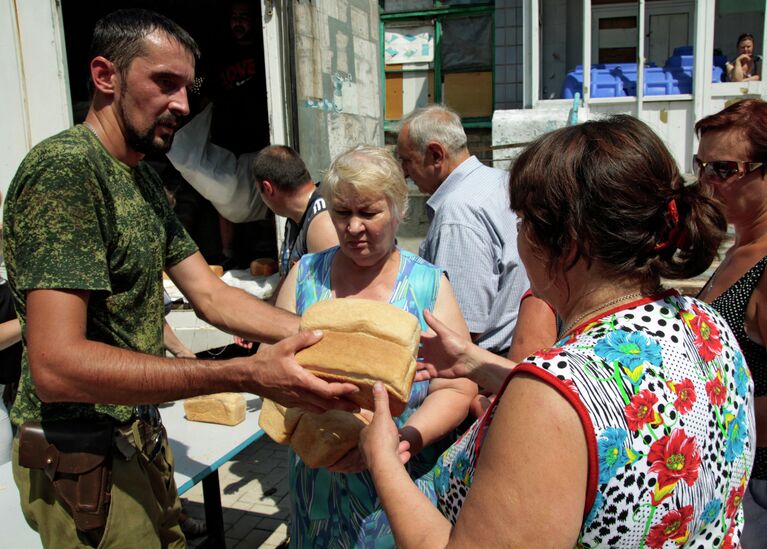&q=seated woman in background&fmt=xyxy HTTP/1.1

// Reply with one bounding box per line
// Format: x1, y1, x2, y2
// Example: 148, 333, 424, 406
360, 115, 755, 547
695, 98, 767, 547
727, 33, 760, 82
271, 146, 477, 547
